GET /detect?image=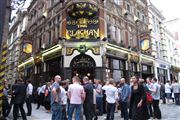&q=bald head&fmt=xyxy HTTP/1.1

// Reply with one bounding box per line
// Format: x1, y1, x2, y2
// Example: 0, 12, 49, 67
120, 78, 126, 84
54, 75, 61, 83
83, 76, 89, 84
